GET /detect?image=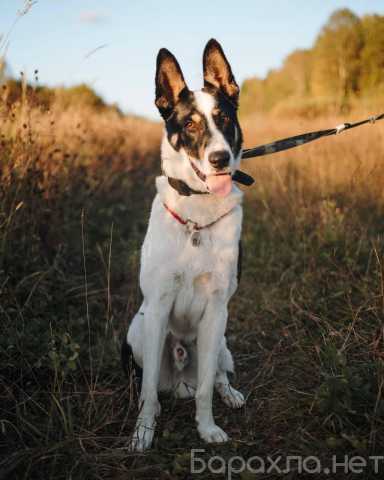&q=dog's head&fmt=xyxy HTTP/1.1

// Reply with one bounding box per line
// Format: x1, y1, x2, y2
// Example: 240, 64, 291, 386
155, 39, 243, 197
